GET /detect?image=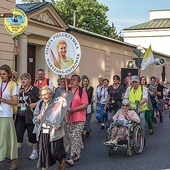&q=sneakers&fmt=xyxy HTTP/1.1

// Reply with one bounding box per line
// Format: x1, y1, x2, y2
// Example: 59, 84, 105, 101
17, 143, 22, 149
149, 130, 153, 135
101, 124, 105, 130
65, 158, 74, 166
153, 118, 157, 124
29, 152, 38, 160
